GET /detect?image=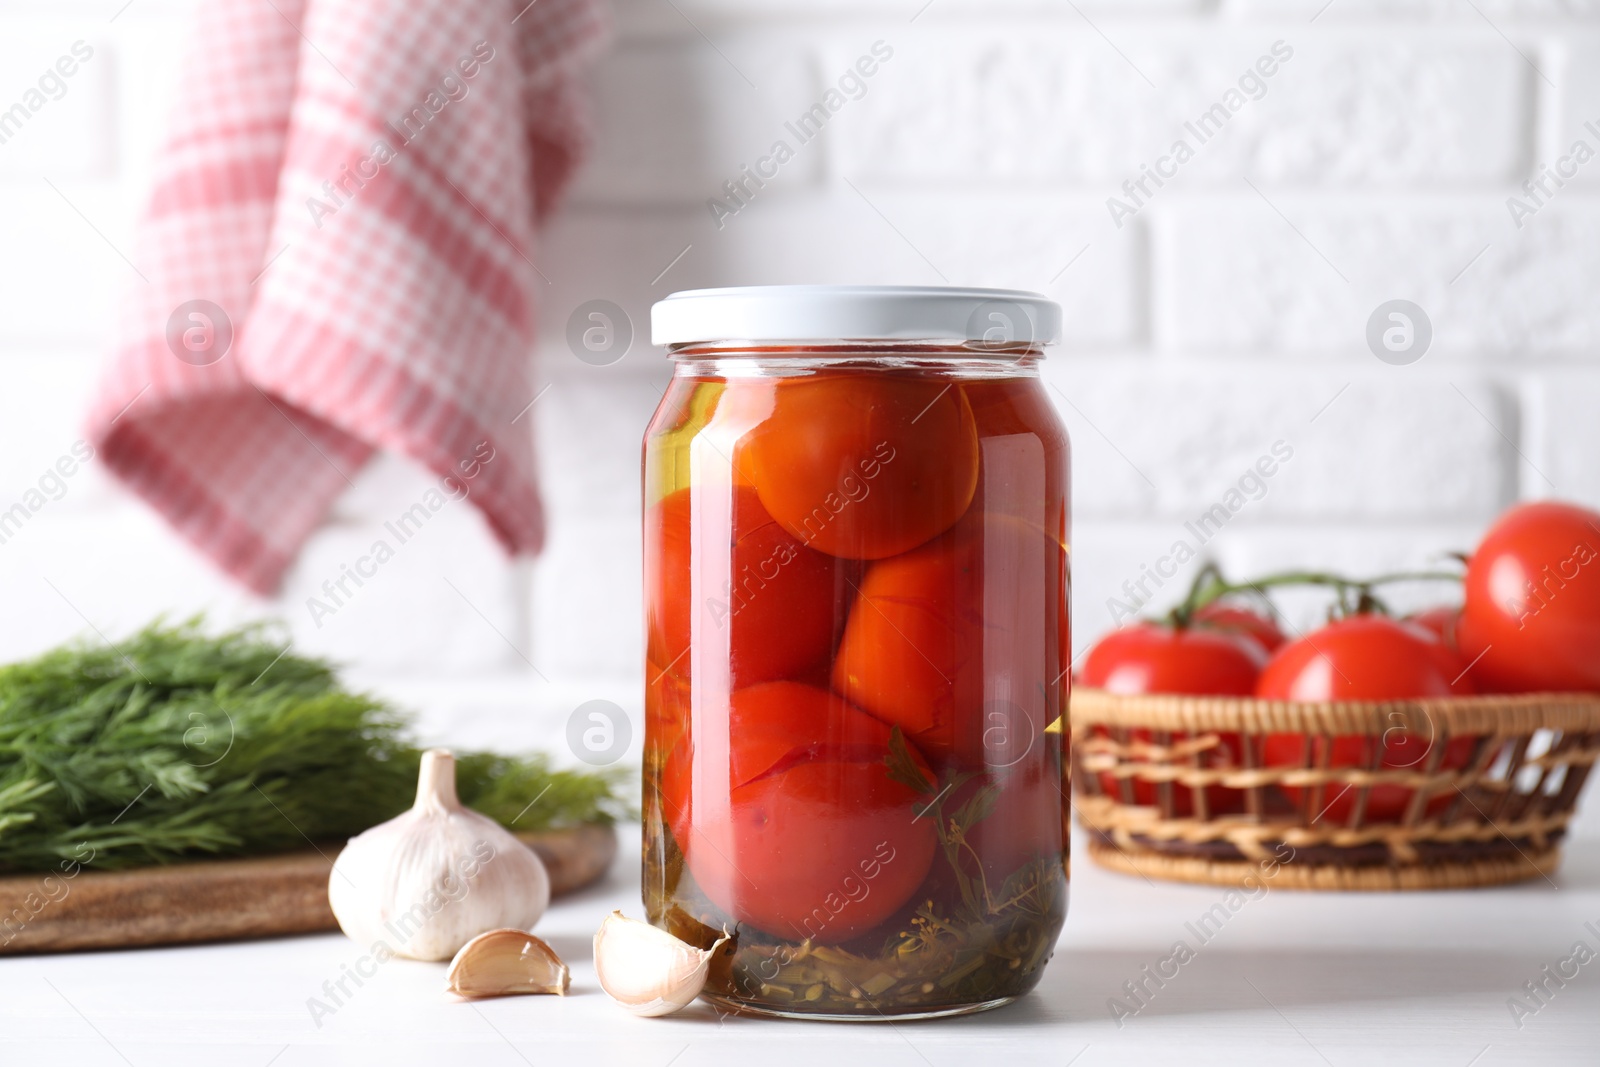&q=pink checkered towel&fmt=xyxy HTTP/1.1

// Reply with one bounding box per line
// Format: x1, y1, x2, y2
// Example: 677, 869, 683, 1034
85, 0, 607, 594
